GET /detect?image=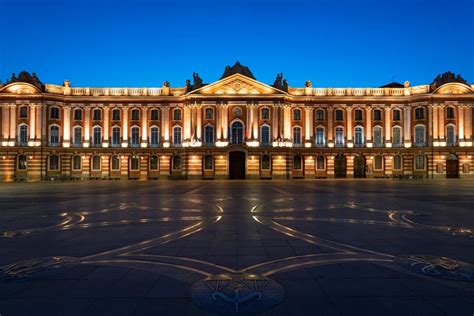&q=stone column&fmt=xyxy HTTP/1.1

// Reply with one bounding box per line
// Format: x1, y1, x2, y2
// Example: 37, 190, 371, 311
103, 107, 110, 147
252, 105, 259, 141
346, 107, 353, 145
283, 104, 291, 141
216, 104, 222, 140
246, 103, 252, 140
121, 106, 129, 147
438, 106, 445, 141
29, 104, 36, 144
432, 105, 439, 141
183, 105, 191, 144
272, 104, 279, 141
84, 107, 91, 147
161, 106, 169, 146
304, 106, 312, 143
1, 105, 9, 143
403, 106, 412, 146
63, 107, 71, 147
464, 106, 472, 141
141, 107, 147, 147
327, 107, 333, 145
458, 105, 465, 141
385, 107, 391, 145
36, 105, 43, 143
196, 105, 202, 142
365, 106, 372, 144
9, 104, 16, 143
222, 104, 228, 140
